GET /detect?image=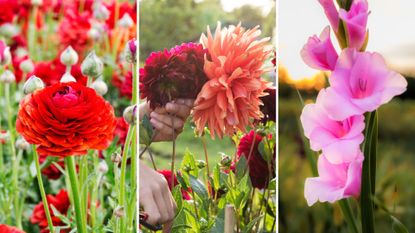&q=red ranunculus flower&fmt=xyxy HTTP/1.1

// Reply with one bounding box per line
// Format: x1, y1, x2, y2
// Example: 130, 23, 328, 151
39, 156, 64, 180
29, 58, 87, 86
31, 189, 70, 233
0, 0, 18, 25
0, 224, 25, 233
140, 42, 208, 109
16, 82, 116, 157
259, 87, 276, 123
113, 117, 128, 145
112, 69, 132, 100
58, 9, 92, 54
105, 1, 137, 29
158, 170, 191, 200
237, 131, 275, 189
